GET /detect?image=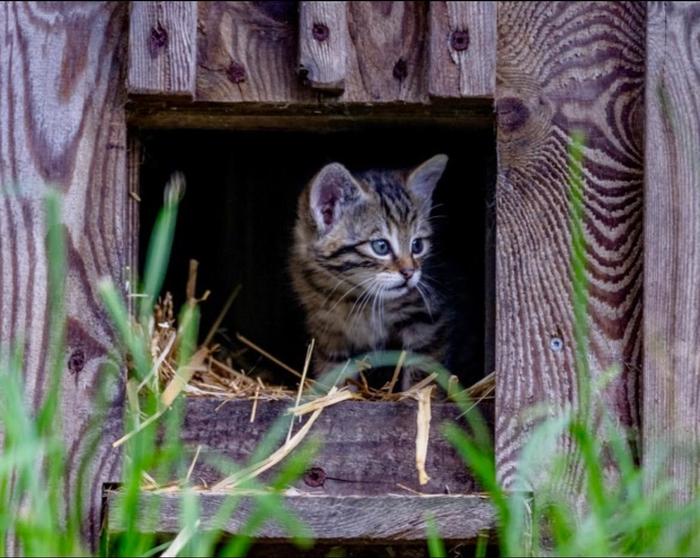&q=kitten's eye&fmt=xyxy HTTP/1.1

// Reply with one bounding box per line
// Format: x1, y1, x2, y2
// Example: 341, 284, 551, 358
370, 239, 391, 256
411, 238, 425, 255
